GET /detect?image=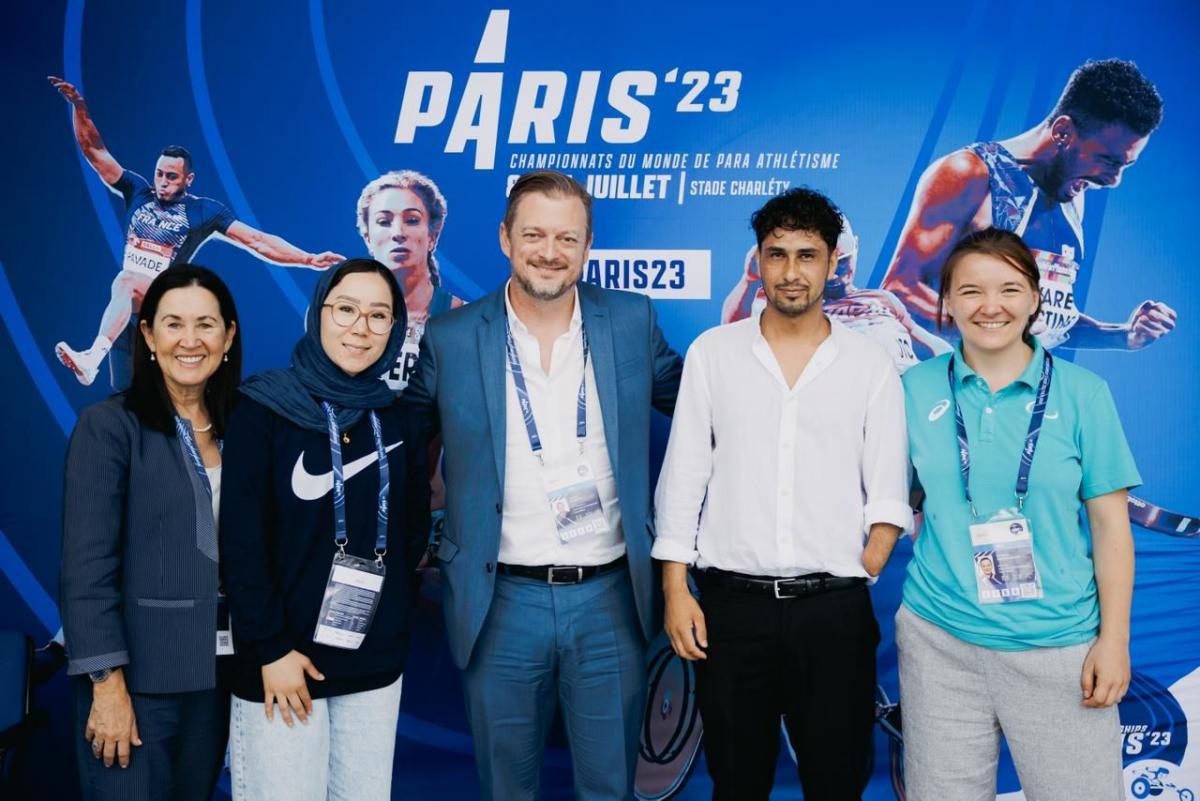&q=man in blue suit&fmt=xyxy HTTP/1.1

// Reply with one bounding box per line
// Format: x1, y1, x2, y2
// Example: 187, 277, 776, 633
405, 170, 682, 799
